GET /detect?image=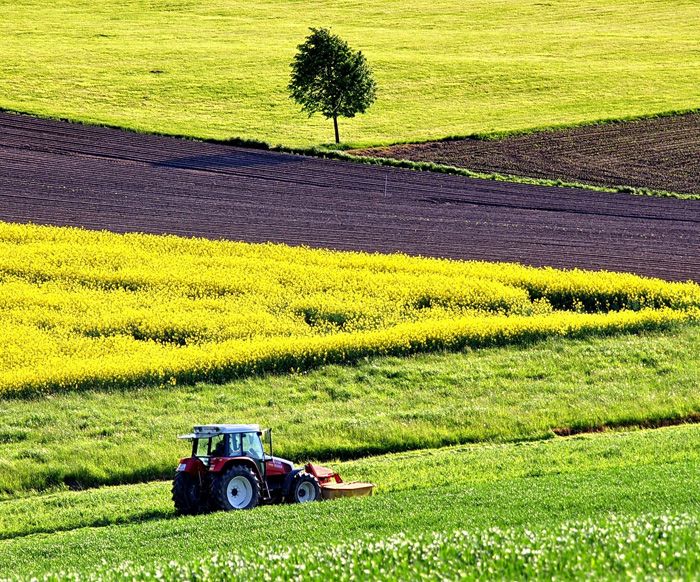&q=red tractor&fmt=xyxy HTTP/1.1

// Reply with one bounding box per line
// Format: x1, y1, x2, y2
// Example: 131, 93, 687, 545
173, 424, 373, 514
